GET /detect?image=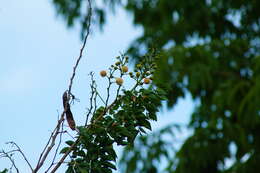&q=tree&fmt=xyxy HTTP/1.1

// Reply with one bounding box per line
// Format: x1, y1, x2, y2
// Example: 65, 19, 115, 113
0, 1, 166, 172
50, 0, 260, 172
